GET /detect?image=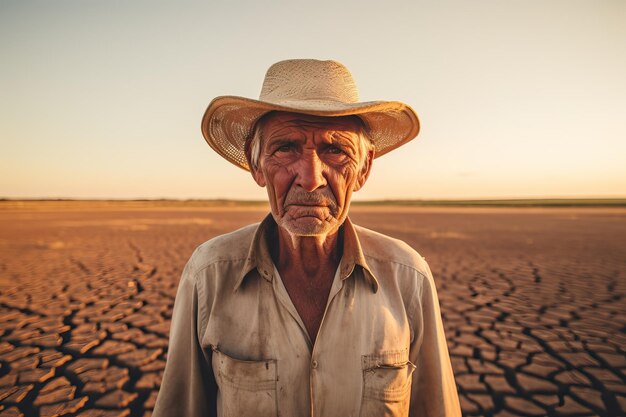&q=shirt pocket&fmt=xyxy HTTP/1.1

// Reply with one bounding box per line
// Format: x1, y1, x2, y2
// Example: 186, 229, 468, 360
212, 347, 278, 417
360, 349, 416, 417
